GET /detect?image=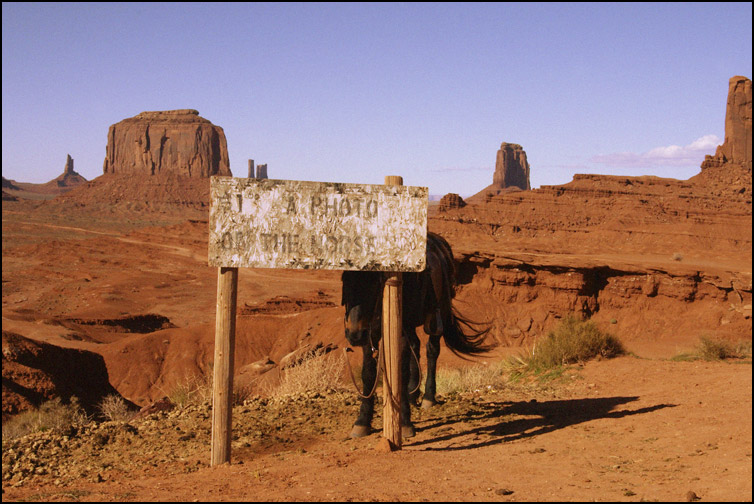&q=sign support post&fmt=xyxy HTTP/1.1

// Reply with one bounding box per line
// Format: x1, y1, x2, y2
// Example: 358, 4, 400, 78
381, 175, 404, 450
211, 266, 237, 466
